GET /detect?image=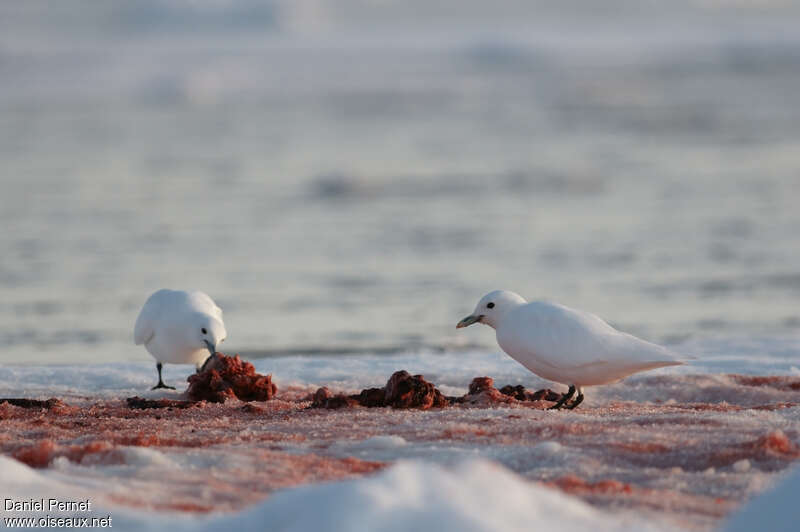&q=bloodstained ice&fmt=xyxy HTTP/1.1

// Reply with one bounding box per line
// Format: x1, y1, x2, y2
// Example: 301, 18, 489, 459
0, 371, 799, 530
